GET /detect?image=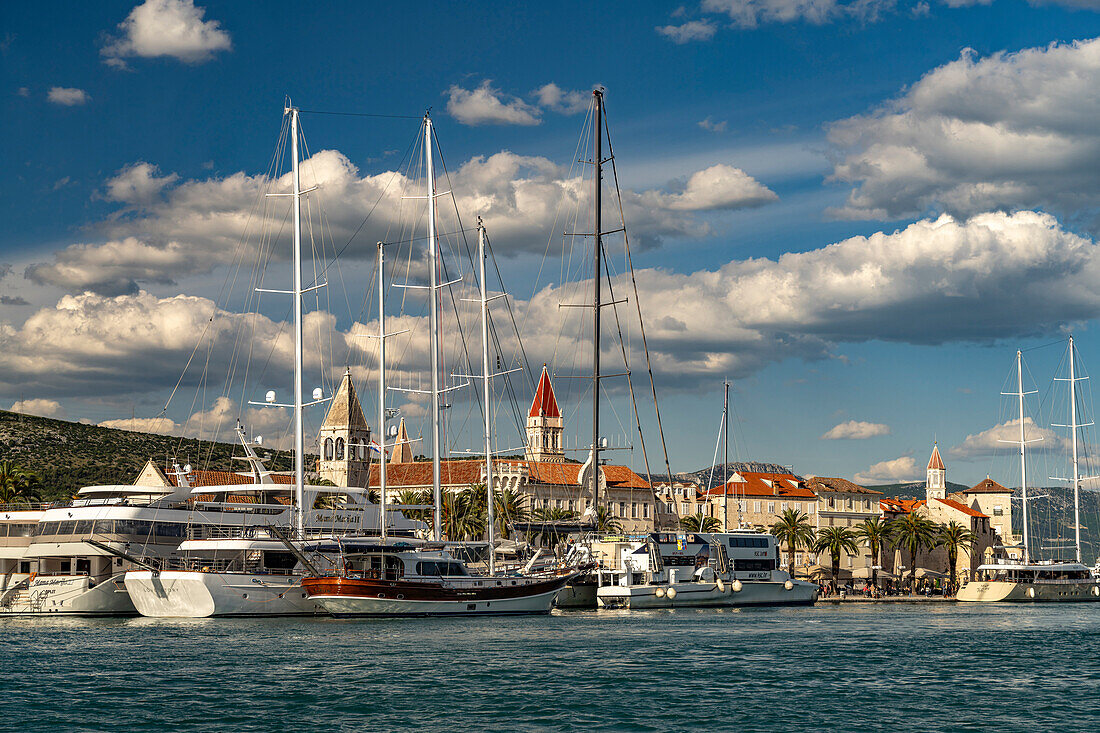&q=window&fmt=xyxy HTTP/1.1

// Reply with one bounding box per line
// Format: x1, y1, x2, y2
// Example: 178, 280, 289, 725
795, 552, 802, 566
863, 499, 870, 511
847, 555, 853, 568
631, 503, 638, 519
324, 438, 333, 460
620, 502, 626, 517
753, 501, 761, 513
781, 502, 787, 512
680, 502, 689, 515
643, 504, 650, 519
828, 497, 835, 510
335, 438, 345, 460
993, 505, 1003, 516
767, 502, 775, 513
807, 504, 815, 515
